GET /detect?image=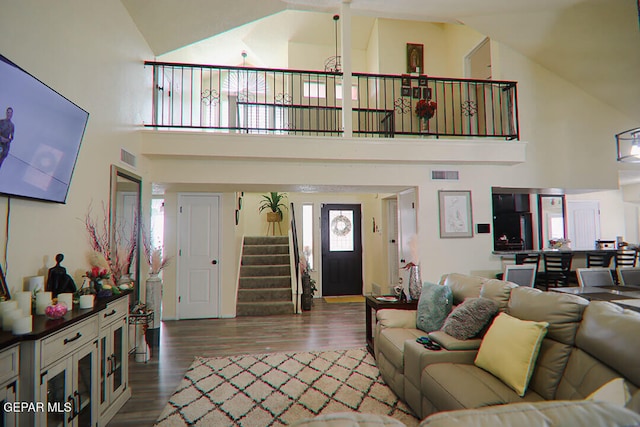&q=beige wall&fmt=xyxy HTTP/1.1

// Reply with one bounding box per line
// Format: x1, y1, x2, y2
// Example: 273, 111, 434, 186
0, 1, 152, 297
